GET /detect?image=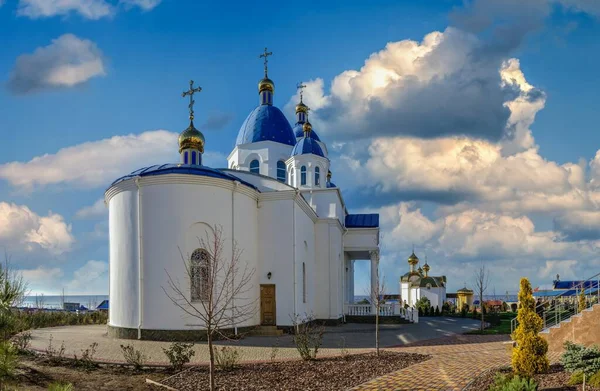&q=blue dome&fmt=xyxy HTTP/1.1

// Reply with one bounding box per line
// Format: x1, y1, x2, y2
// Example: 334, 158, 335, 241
291, 137, 325, 157
236, 105, 295, 146
326, 181, 337, 188
109, 164, 258, 190
293, 122, 321, 141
